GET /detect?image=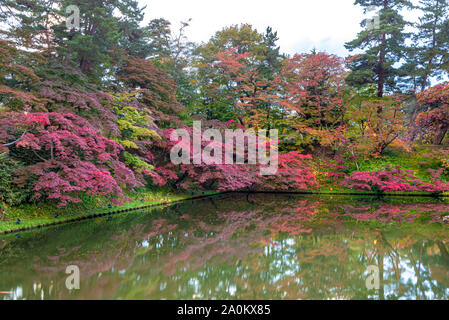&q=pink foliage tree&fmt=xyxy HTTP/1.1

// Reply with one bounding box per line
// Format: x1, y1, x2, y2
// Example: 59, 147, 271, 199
0, 112, 140, 206
148, 123, 319, 192
341, 166, 449, 194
